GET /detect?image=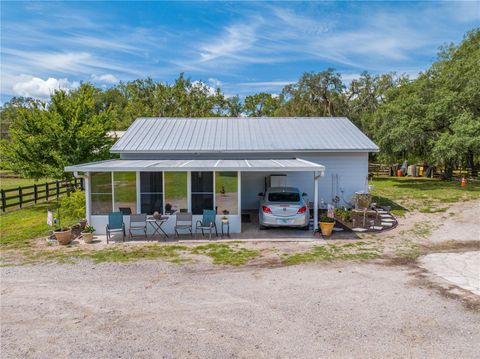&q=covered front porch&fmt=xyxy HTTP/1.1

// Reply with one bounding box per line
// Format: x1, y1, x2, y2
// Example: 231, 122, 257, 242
66, 158, 325, 236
